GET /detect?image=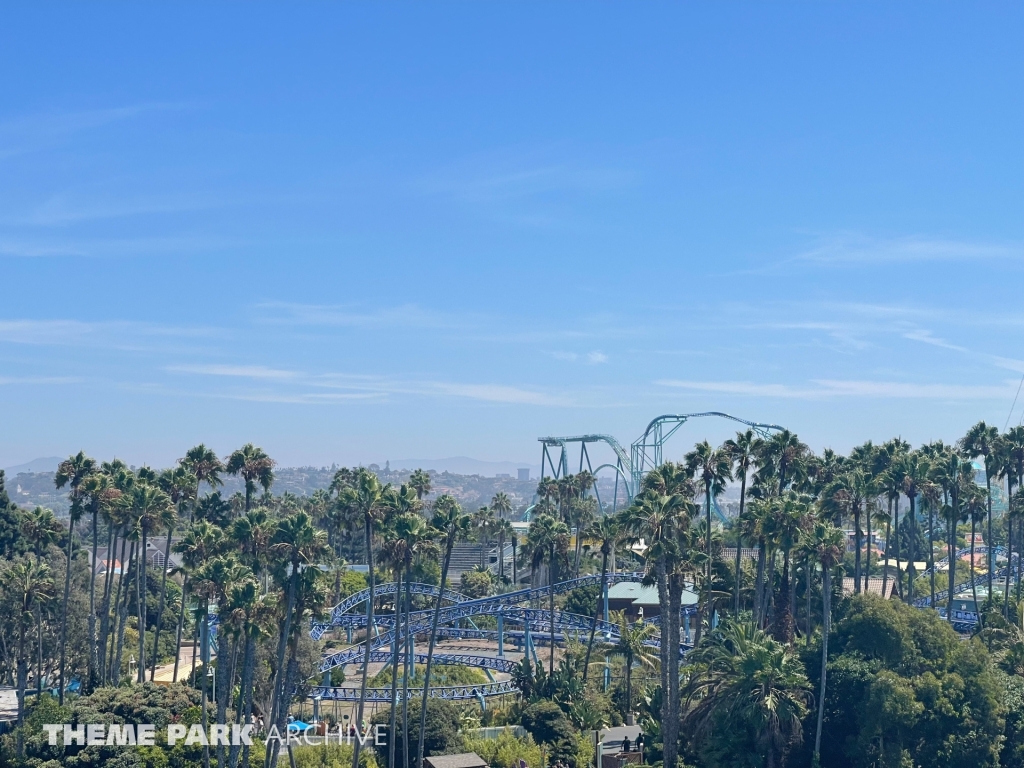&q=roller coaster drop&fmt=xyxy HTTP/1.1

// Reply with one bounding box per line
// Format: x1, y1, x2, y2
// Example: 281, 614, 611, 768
539, 412, 784, 515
